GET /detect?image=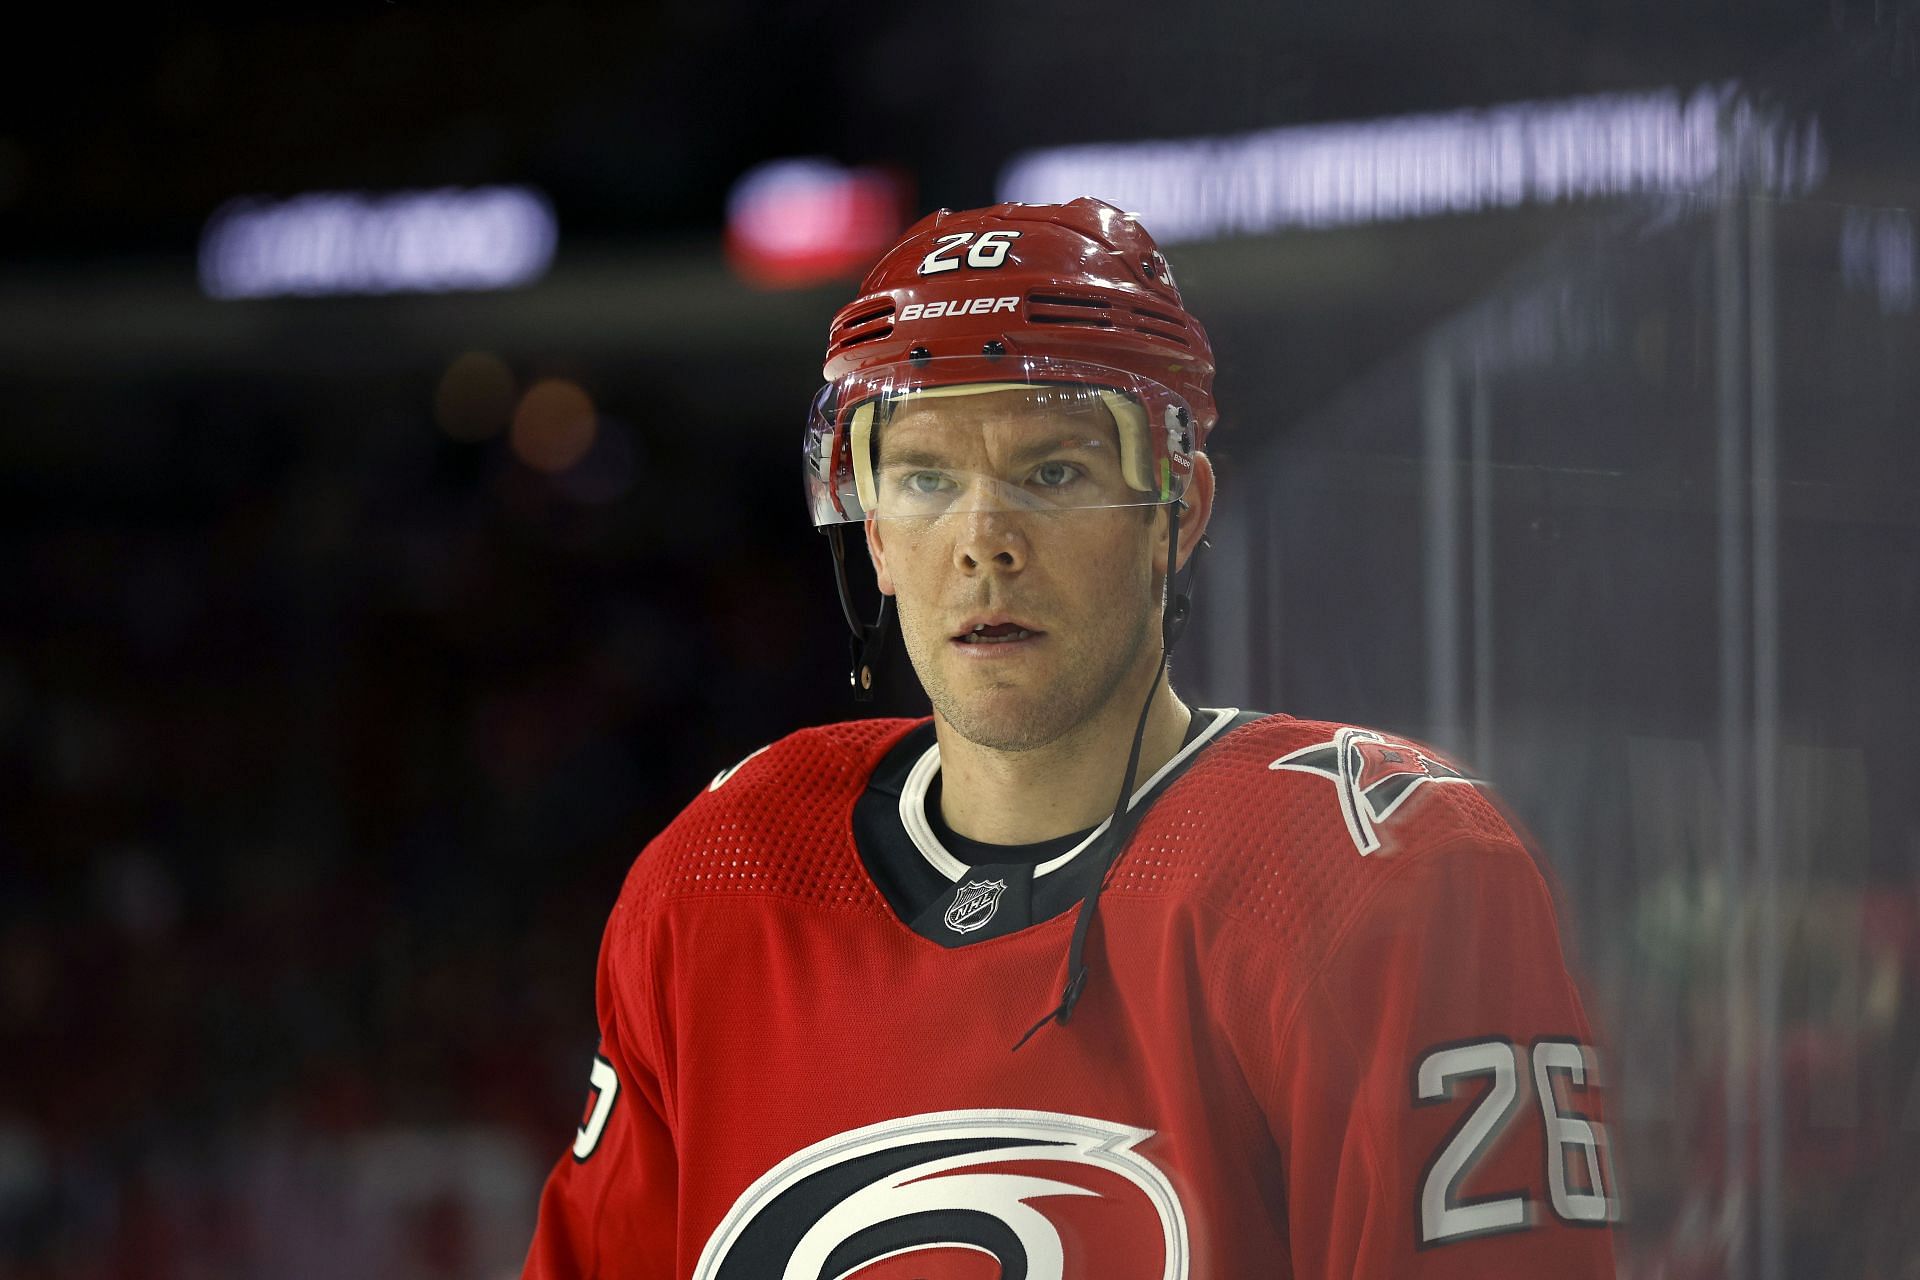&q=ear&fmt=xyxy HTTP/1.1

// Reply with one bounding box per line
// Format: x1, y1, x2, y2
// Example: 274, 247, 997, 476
863, 514, 897, 596
1161, 452, 1216, 575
